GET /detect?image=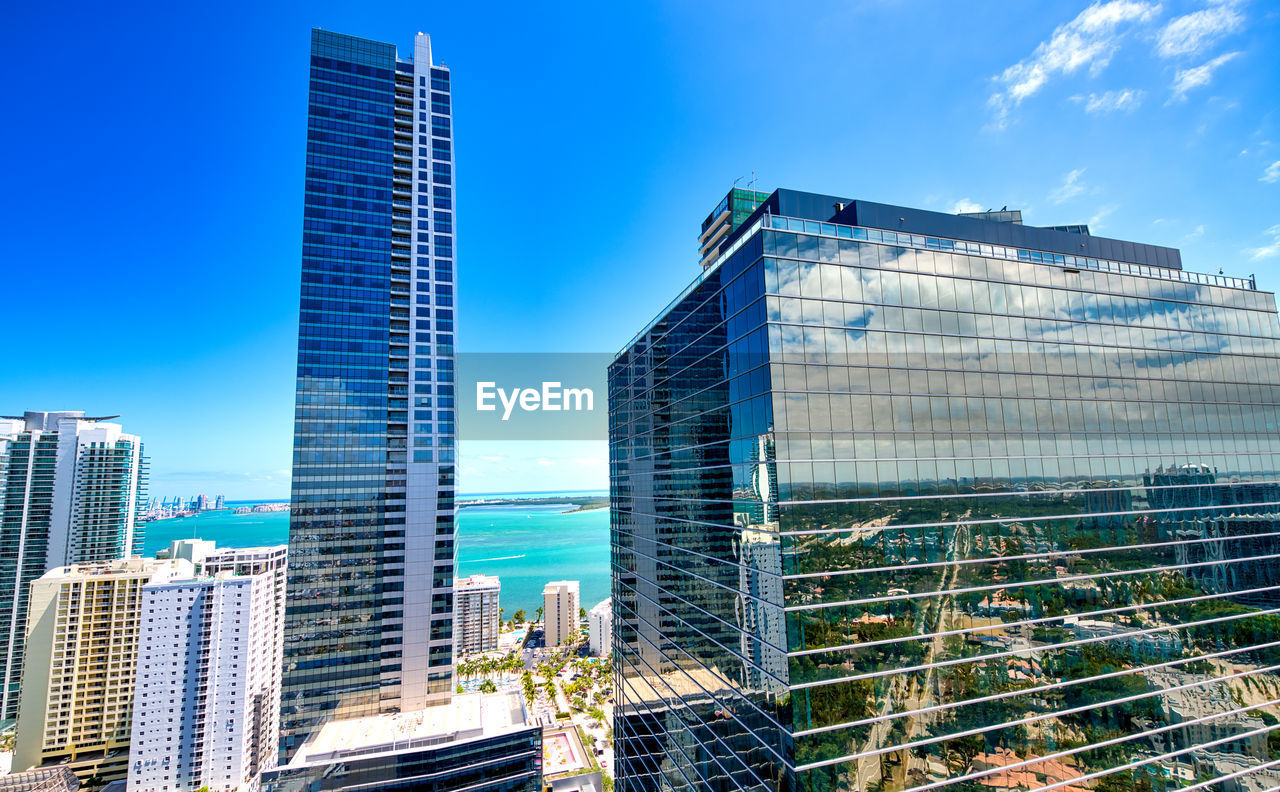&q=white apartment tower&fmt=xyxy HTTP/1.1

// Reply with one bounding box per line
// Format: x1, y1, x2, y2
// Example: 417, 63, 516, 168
14, 557, 189, 788
588, 598, 612, 657
542, 581, 580, 648
0, 411, 146, 720
127, 546, 287, 792
453, 575, 500, 654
